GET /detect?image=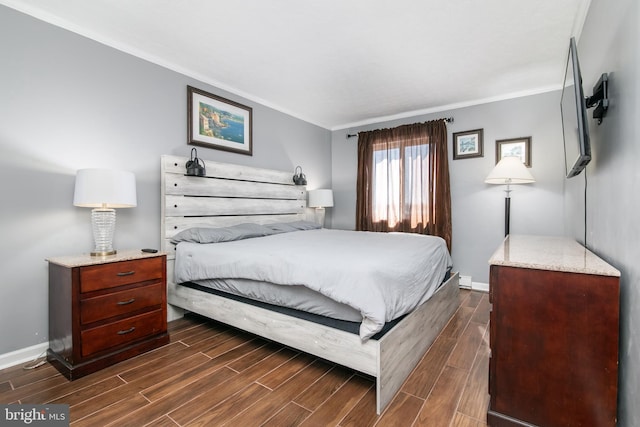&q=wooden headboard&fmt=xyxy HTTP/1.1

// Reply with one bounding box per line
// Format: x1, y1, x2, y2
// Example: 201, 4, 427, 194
161, 155, 307, 258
